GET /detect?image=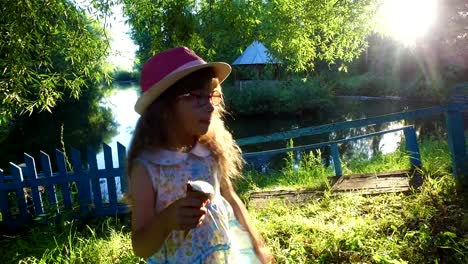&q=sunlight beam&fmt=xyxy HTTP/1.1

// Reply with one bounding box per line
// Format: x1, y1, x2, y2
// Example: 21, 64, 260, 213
377, 0, 438, 46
